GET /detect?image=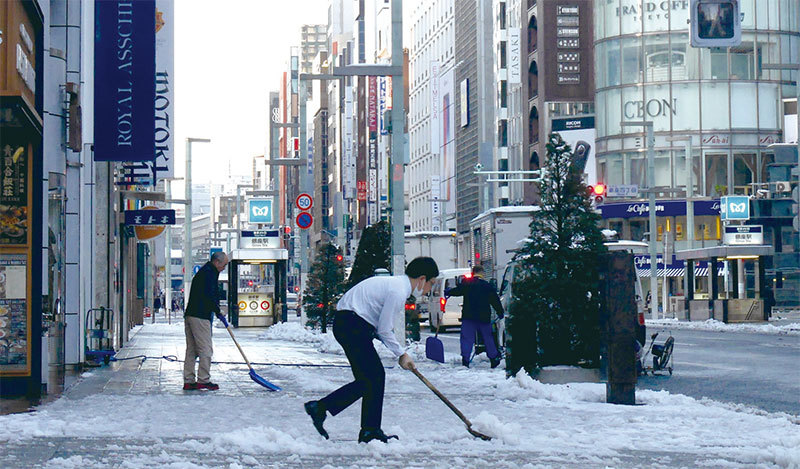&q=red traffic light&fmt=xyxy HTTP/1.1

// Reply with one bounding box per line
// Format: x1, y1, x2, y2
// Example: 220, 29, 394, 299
248, 280, 254, 287
317, 303, 324, 308
405, 303, 416, 311
592, 183, 606, 196
284, 226, 292, 234
336, 254, 343, 262
294, 286, 300, 292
